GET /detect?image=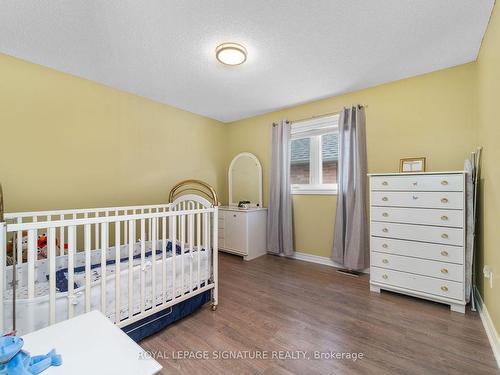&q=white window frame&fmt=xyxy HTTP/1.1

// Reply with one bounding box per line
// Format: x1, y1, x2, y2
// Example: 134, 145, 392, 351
290, 114, 339, 195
